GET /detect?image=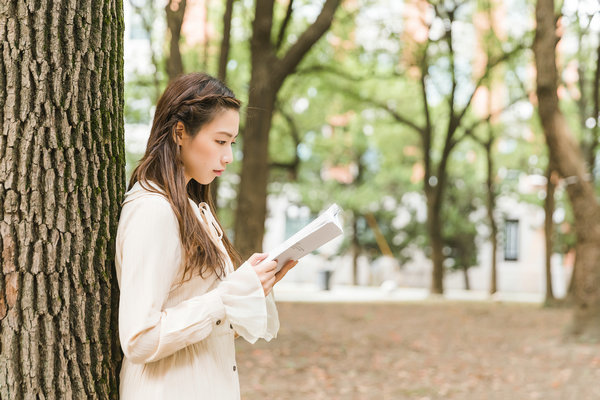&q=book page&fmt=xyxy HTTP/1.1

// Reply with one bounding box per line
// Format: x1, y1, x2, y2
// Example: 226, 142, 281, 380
266, 204, 343, 271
